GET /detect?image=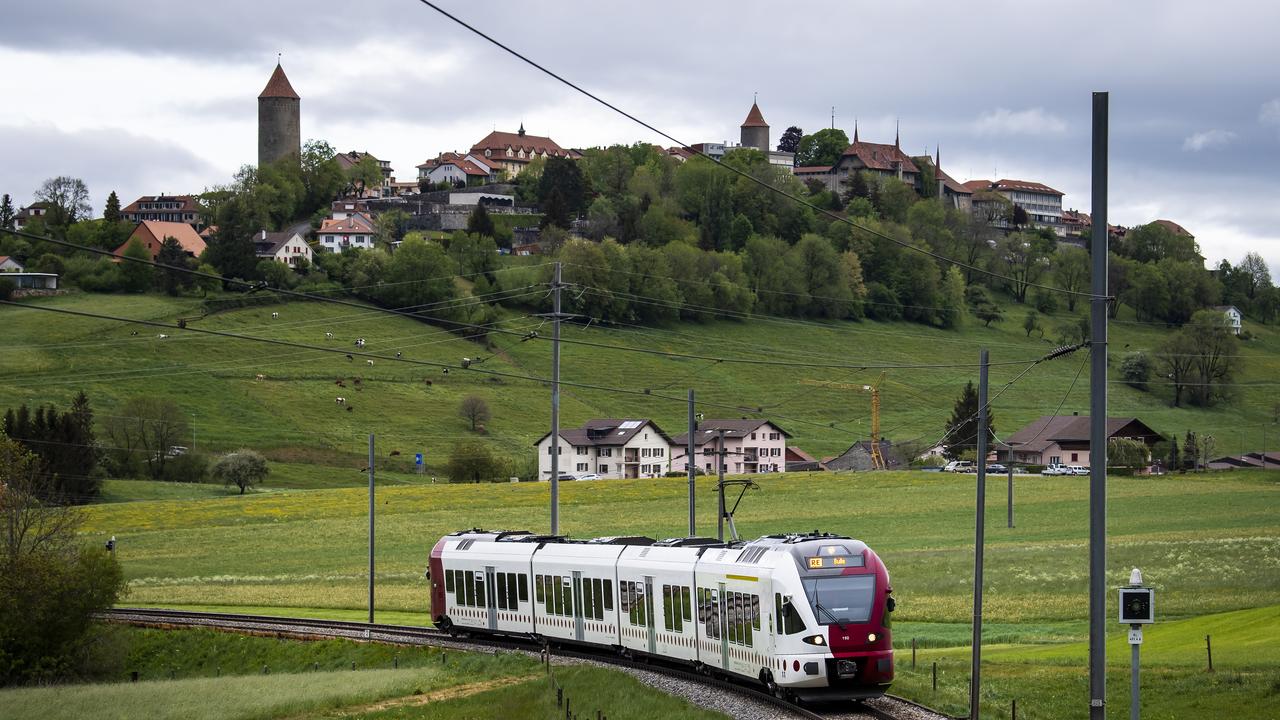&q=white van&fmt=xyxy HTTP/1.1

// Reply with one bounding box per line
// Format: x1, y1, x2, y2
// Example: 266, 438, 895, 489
944, 460, 975, 473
